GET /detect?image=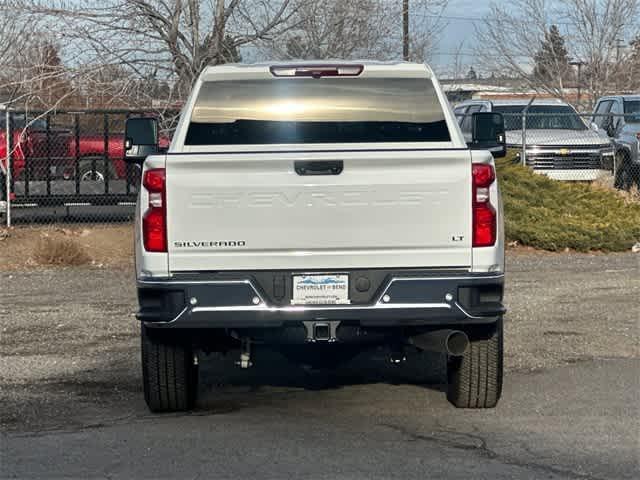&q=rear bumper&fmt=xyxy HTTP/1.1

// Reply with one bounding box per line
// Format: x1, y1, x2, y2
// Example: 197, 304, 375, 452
137, 270, 505, 329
